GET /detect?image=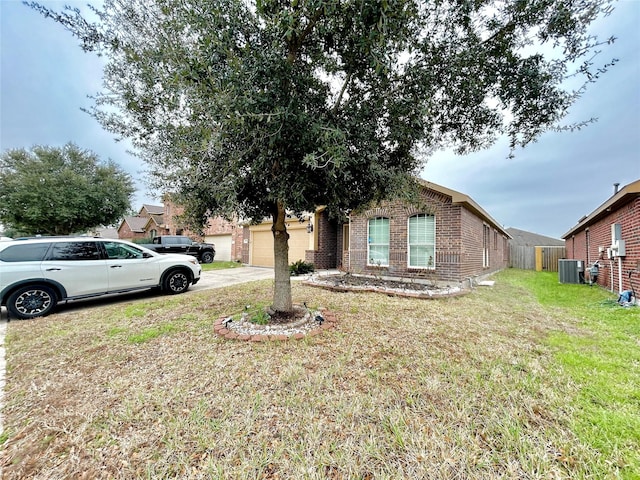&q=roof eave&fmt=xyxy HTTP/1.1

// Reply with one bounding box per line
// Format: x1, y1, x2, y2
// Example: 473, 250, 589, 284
562, 179, 640, 239
418, 179, 512, 238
